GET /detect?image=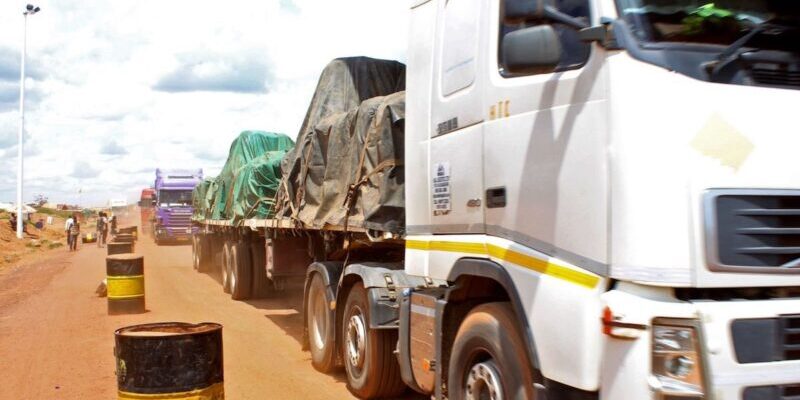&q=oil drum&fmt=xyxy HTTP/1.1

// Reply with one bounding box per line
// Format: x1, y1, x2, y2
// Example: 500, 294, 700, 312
107, 254, 145, 315
108, 242, 134, 255
119, 226, 138, 239
115, 233, 136, 243
114, 322, 224, 400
